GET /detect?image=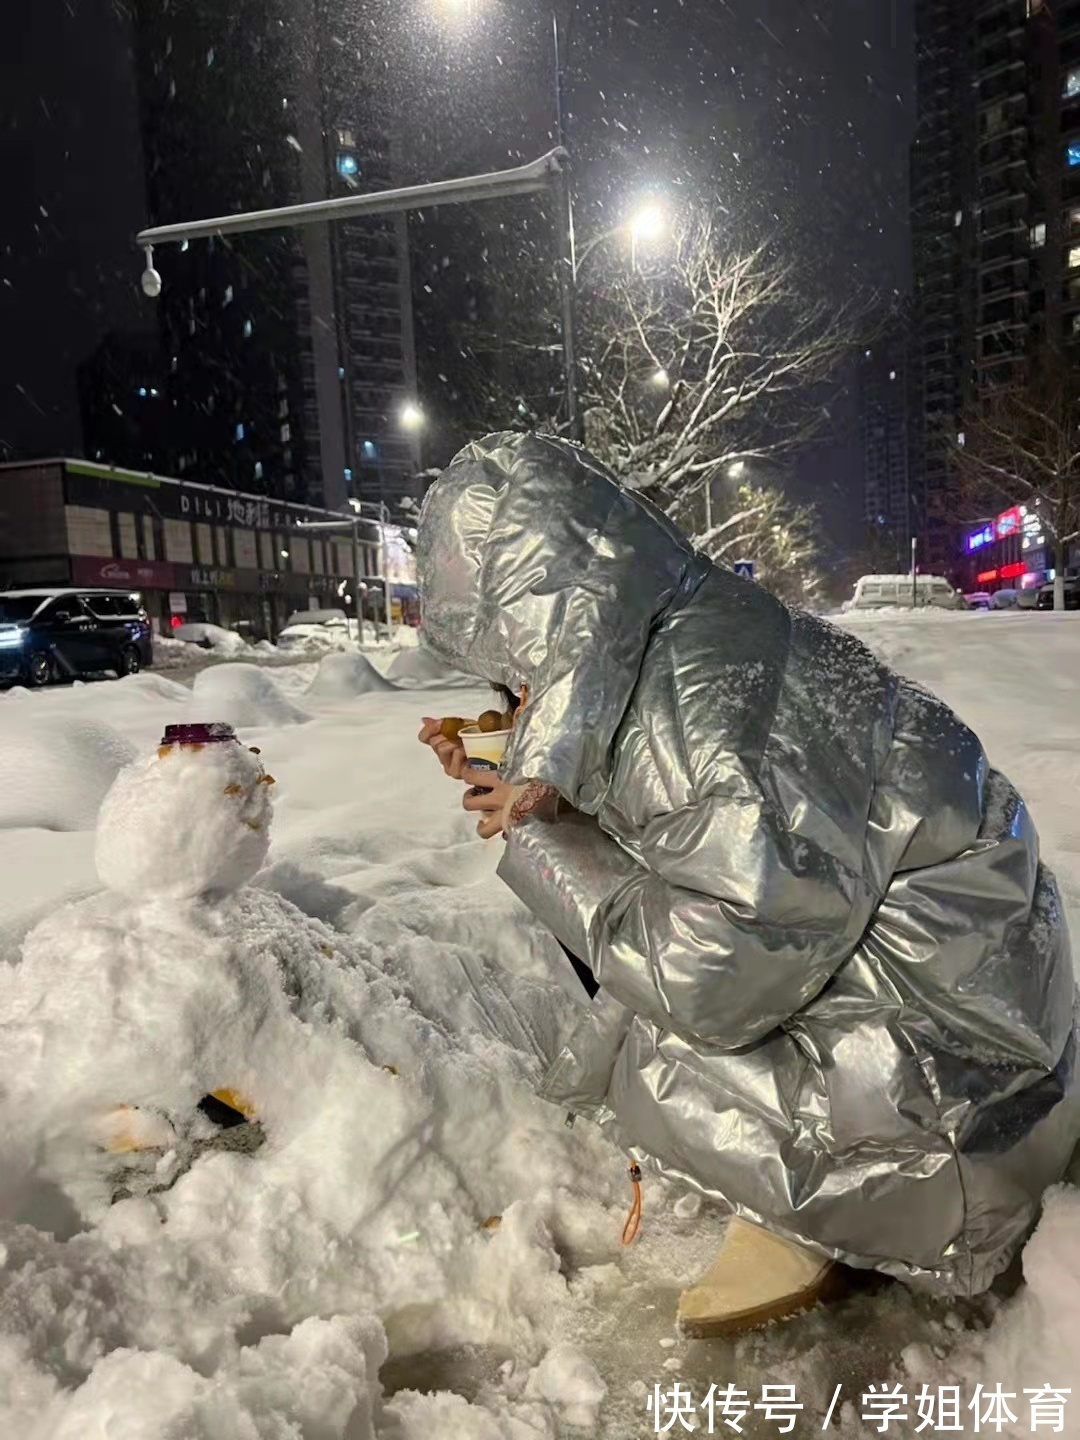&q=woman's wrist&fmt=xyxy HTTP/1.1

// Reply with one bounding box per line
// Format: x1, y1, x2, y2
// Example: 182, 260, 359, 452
504, 780, 561, 832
